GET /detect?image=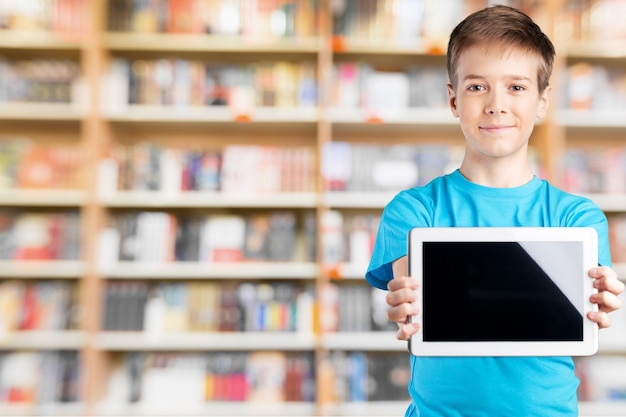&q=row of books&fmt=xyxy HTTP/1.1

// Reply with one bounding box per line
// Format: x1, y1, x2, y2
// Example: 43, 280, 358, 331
0, 210, 80, 261
102, 281, 315, 333
0, 0, 86, 35
562, 0, 626, 43
104, 142, 316, 194
0, 350, 80, 404
0, 138, 84, 190
561, 147, 626, 194
102, 279, 395, 334
320, 282, 394, 333
104, 351, 315, 406
332, 0, 464, 52
322, 351, 410, 402
0, 280, 78, 332
322, 143, 463, 192
102, 58, 317, 110
331, 62, 449, 112
562, 63, 626, 110
101, 210, 316, 264
0, 58, 81, 104
321, 211, 379, 271
107, 0, 319, 38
